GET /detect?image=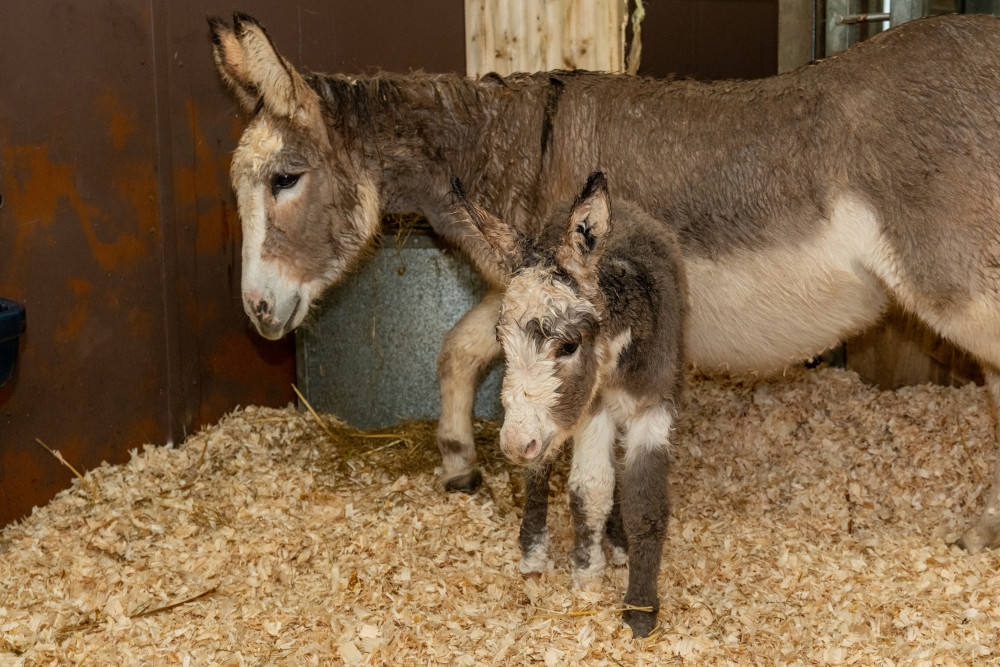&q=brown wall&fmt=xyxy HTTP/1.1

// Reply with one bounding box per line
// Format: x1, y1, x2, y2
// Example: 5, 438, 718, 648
0, 0, 776, 526
0, 1, 467, 526
637, 0, 778, 80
